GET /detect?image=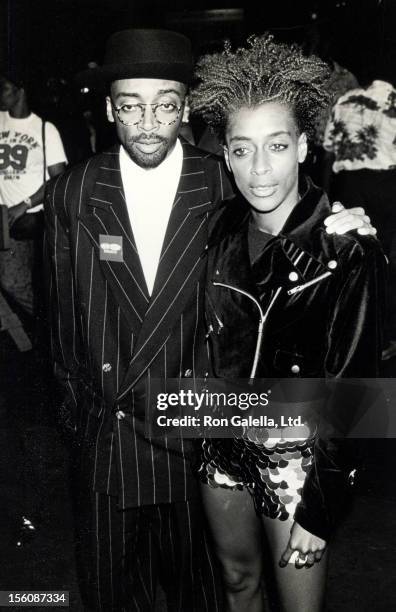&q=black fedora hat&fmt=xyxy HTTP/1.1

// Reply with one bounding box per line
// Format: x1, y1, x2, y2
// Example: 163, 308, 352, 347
76, 29, 193, 89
